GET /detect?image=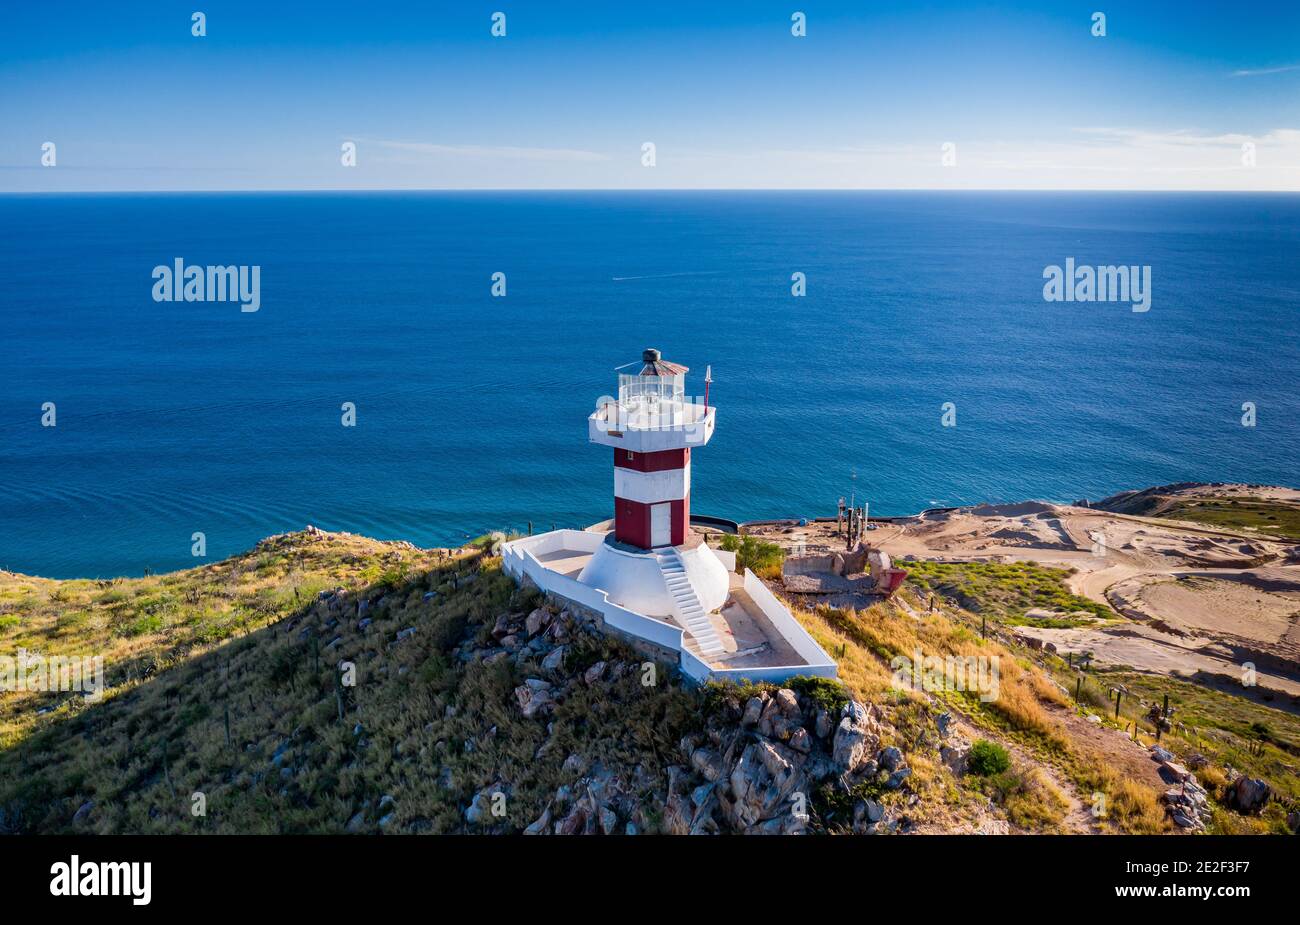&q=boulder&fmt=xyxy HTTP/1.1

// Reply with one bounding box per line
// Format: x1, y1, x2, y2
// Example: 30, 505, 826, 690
514, 681, 554, 719
757, 698, 784, 737
525, 607, 550, 637
541, 646, 567, 672
804, 754, 839, 782
877, 746, 905, 772
744, 814, 806, 835
583, 661, 607, 685
662, 786, 692, 836
465, 787, 502, 825
853, 797, 884, 829
1226, 776, 1271, 815
555, 804, 587, 836
523, 804, 551, 835
728, 741, 805, 829
741, 696, 765, 728
814, 709, 833, 740
832, 702, 880, 773
940, 738, 970, 776
774, 688, 800, 718
690, 746, 725, 782
885, 768, 912, 790
935, 711, 953, 738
